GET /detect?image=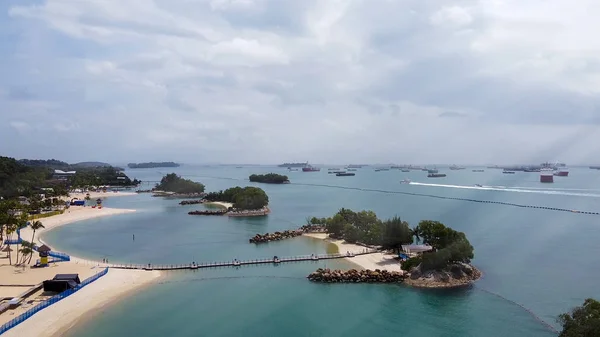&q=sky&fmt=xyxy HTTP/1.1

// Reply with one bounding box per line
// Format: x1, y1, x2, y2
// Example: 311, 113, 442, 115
1, 0, 600, 165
